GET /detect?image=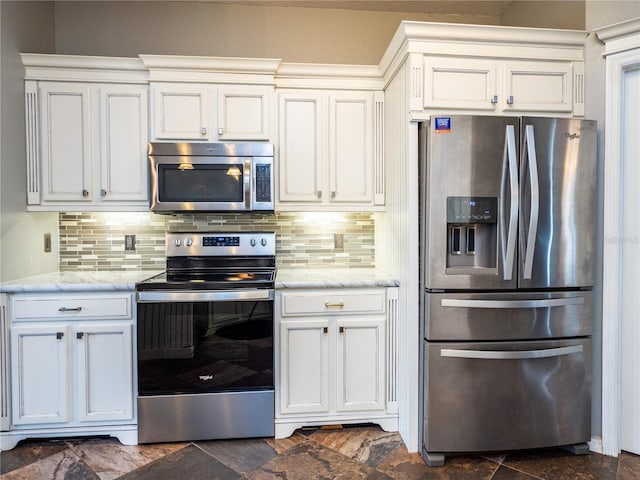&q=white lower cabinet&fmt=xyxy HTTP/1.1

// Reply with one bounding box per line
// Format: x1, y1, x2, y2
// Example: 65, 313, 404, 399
1, 293, 137, 451
275, 287, 398, 438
